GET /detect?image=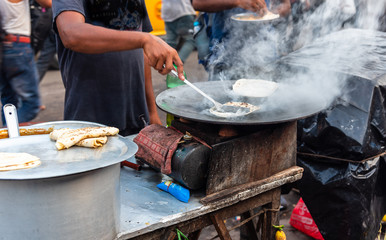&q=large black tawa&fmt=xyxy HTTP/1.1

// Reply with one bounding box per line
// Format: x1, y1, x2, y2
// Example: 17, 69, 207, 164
156, 81, 328, 125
